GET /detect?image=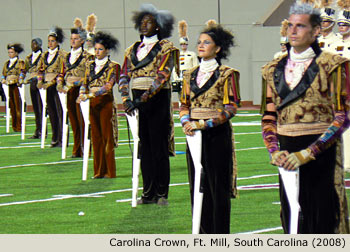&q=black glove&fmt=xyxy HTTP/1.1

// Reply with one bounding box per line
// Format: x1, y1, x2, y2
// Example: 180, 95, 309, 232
124, 98, 142, 115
